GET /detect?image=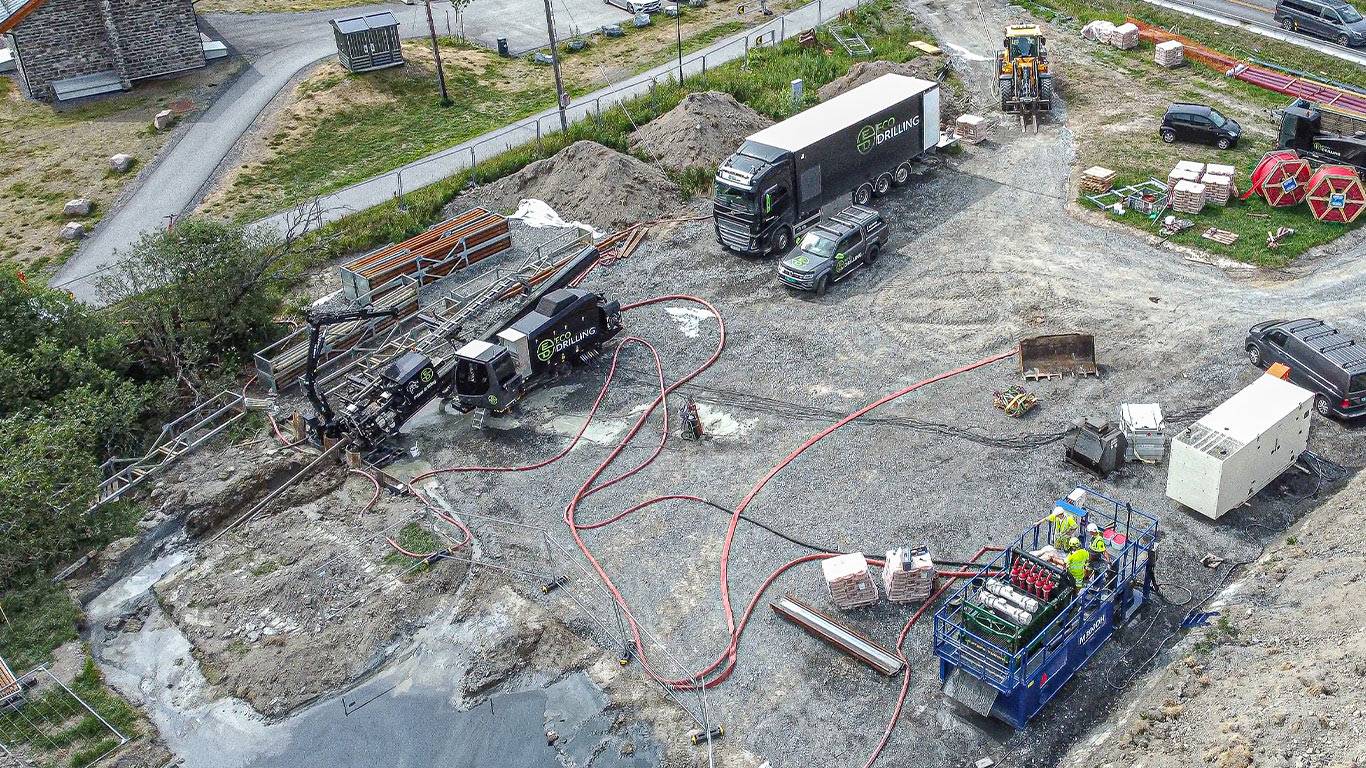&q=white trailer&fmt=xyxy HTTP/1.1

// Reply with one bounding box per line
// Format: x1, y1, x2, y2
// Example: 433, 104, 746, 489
1165, 375, 1313, 520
